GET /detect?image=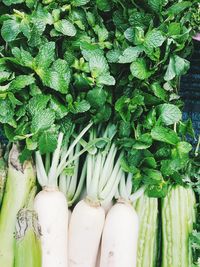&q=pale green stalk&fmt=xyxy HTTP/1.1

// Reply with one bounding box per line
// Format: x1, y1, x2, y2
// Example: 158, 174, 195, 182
0, 153, 7, 207
162, 185, 196, 267
0, 145, 36, 267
